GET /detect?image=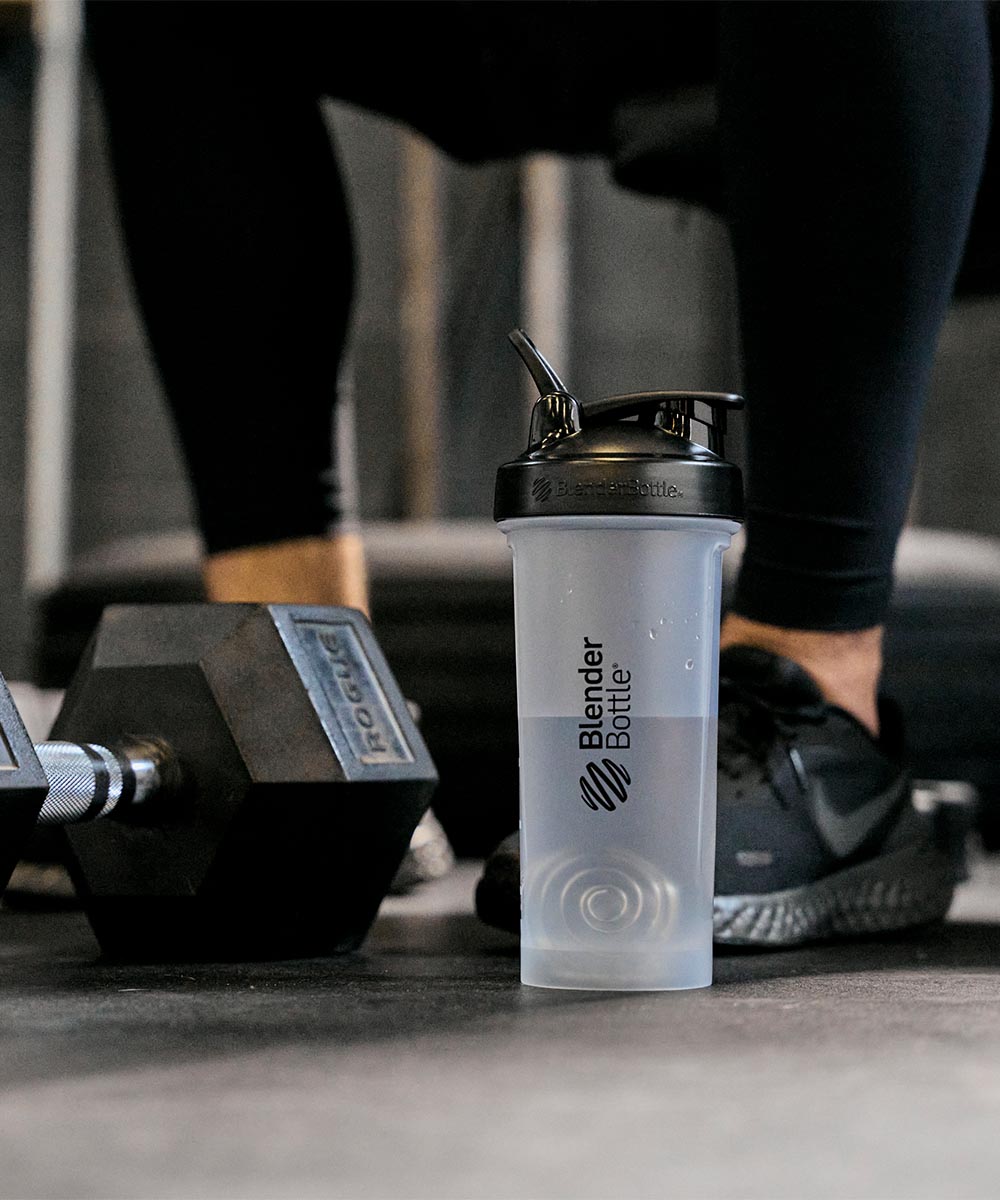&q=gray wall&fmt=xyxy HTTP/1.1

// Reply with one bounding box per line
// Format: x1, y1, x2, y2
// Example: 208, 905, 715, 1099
914, 301, 1000, 536
0, 36, 33, 677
